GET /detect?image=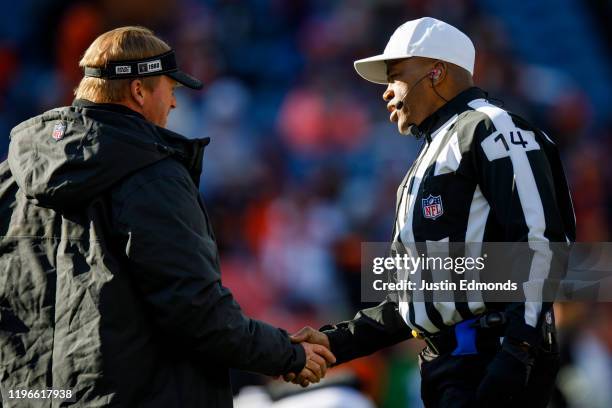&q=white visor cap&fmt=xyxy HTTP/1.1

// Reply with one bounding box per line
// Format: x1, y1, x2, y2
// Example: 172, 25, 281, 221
354, 17, 475, 84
